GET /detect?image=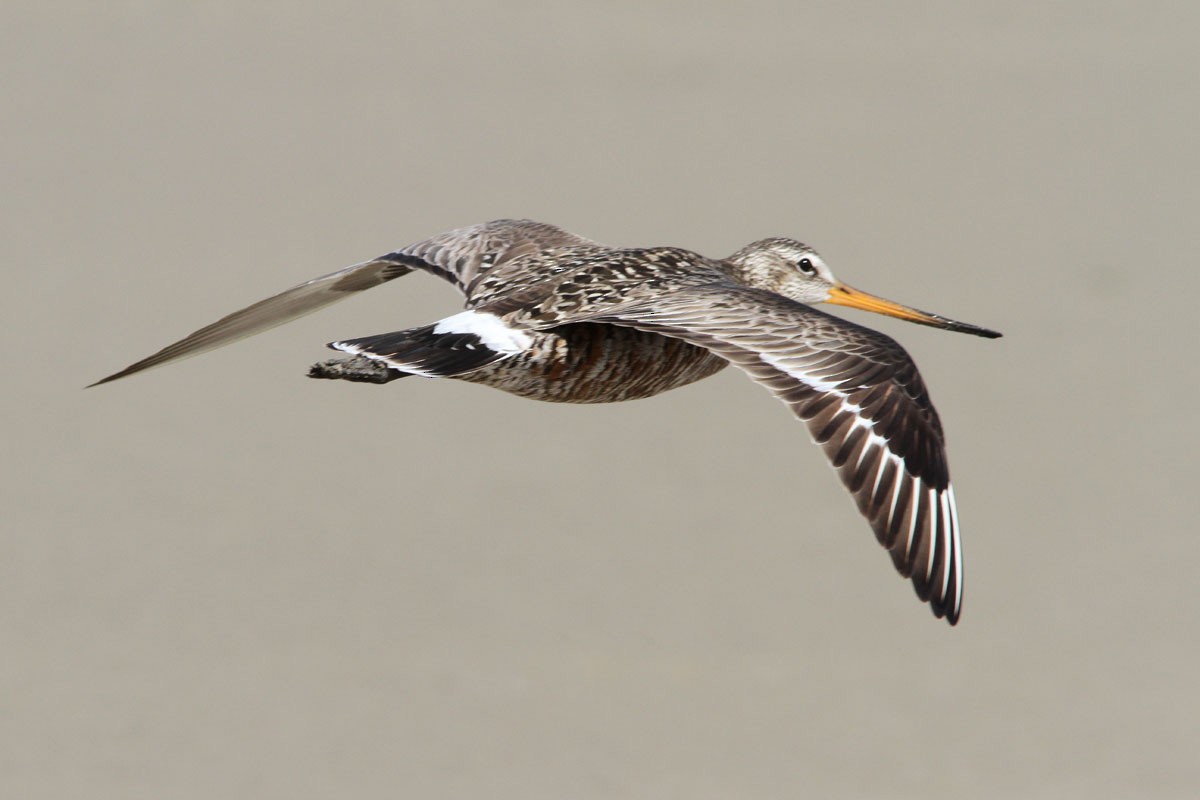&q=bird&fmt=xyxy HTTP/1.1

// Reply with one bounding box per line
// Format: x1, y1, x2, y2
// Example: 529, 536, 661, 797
91, 219, 1000, 624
